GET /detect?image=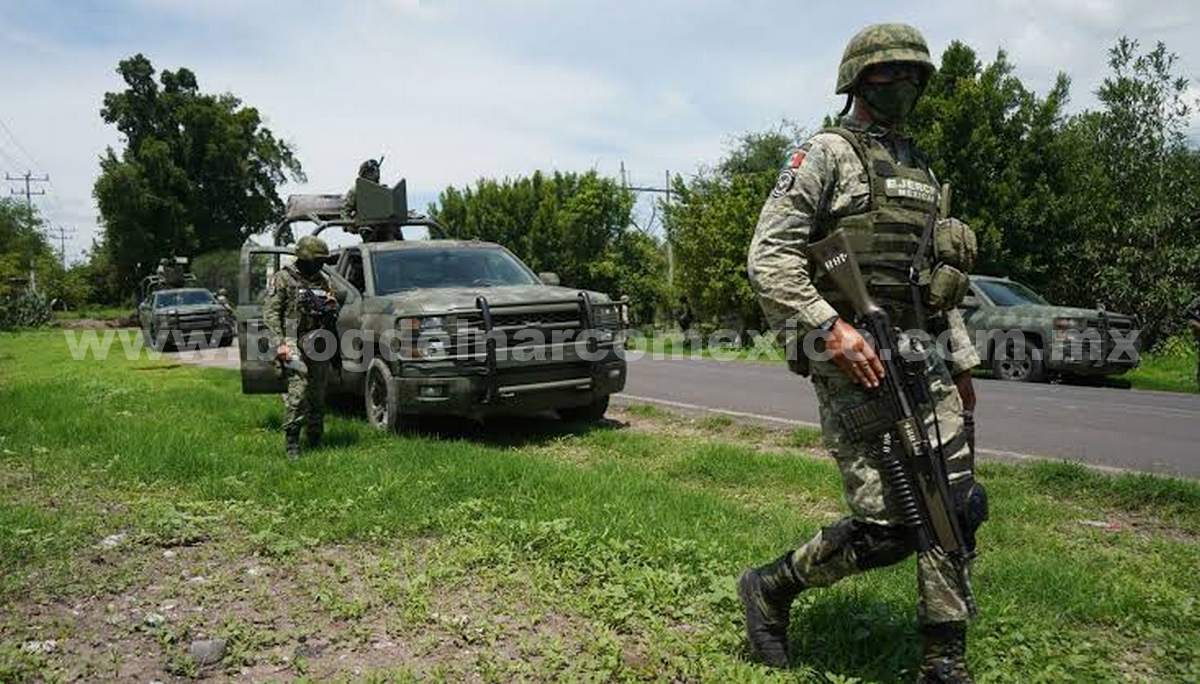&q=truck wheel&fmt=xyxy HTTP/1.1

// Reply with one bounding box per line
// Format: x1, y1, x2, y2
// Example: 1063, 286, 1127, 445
559, 396, 610, 423
145, 325, 166, 352
365, 358, 402, 432
992, 336, 1045, 382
